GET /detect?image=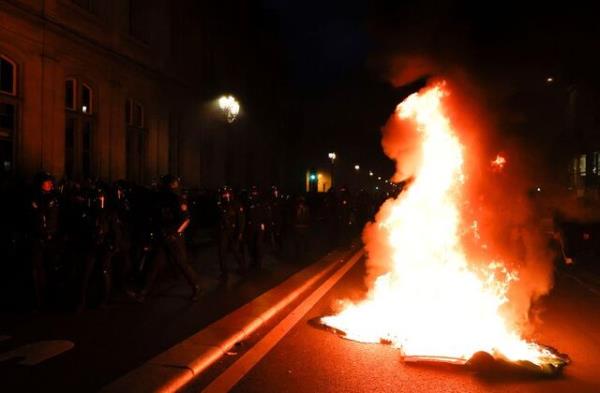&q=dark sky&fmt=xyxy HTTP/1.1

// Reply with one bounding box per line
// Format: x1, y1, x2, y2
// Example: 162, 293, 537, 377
254, 0, 600, 184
